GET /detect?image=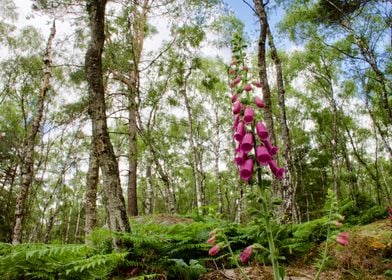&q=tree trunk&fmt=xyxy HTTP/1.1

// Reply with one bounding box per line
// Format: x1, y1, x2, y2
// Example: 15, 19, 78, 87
344, 123, 384, 204
84, 144, 99, 239
145, 149, 153, 215
266, 23, 297, 223
44, 209, 55, 244
235, 186, 243, 223
85, 0, 130, 237
214, 107, 223, 214
74, 202, 81, 242
128, 87, 138, 216
65, 206, 73, 243
254, 0, 276, 145
180, 70, 203, 215
12, 22, 56, 245
152, 151, 177, 214
127, 0, 150, 217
